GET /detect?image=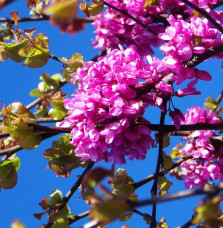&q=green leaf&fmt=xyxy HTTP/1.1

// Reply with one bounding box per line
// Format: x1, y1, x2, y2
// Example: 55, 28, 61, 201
51, 218, 69, 228
47, 189, 63, 206
0, 45, 8, 61
48, 108, 67, 121
1, 39, 29, 63
18, 45, 49, 68
18, 132, 42, 149
33, 33, 49, 49
0, 157, 20, 189
158, 176, 173, 197
163, 134, 170, 148
44, 136, 85, 177
9, 121, 33, 141
90, 199, 129, 224
170, 147, 182, 159
87, 2, 104, 16
162, 152, 173, 170
35, 105, 48, 118
206, 96, 218, 104
63, 62, 83, 83
30, 88, 42, 98
51, 73, 63, 82
44, 0, 77, 19
49, 205, 71, 223
113, 184, 134, 198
